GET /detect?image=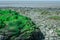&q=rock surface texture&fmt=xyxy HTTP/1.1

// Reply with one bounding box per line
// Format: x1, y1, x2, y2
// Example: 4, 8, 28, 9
0, 9, 45, 40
